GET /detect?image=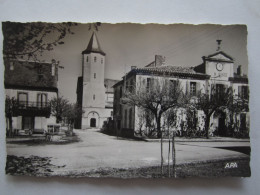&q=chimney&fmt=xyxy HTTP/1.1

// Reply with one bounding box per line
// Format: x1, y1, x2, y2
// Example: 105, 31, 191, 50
237, 65, 243, 76
155, 55, 165, 67
131, 66, 136, 70
216, 40, 222, 51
